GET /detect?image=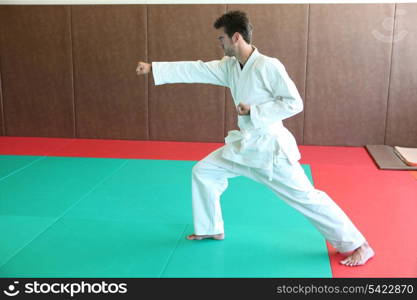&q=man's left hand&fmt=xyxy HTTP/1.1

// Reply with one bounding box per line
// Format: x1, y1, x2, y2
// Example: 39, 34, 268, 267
237, 102, 250, 115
